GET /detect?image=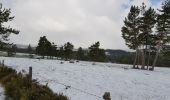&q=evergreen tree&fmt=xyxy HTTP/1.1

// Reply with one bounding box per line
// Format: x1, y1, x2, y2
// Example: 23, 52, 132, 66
58, 46, 64, 59
76, 47, 85, 60
98, 48, 107, 62
0, 3, 19, 48
122, 3, 157, 70
36, 36, 52, 59
138, 3, 157, 69
162, 45, 170, 65
27, 44, 32, 54
121, 5, 140, 68
27, 44, 34, 58
36, 36, 46, 58
45, 40, 52, 59
88, 41, 106, 62
7, 44, 17, 56
50, 42, 57, 59
152, 0, 170, 70
88, 41, 100, 61
63, 42, 74, 60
